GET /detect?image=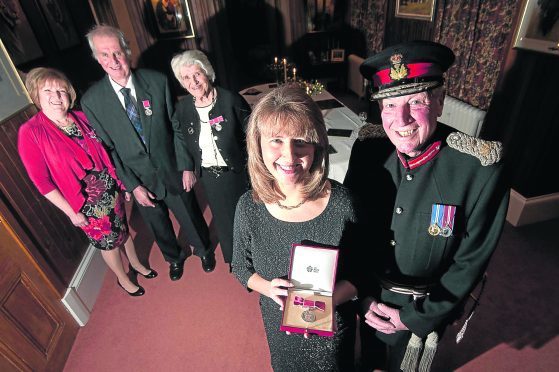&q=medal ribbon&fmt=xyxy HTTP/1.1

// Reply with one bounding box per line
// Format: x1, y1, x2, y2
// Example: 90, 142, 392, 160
442, 205, 456, 232
430, 204, 442, 228
294, 296, 326, 311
